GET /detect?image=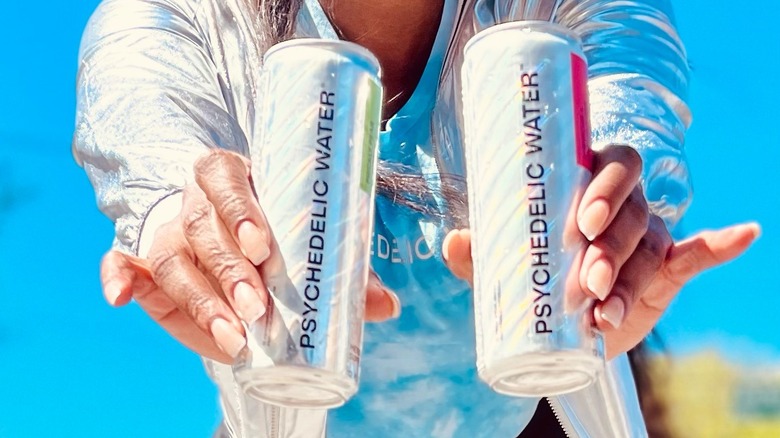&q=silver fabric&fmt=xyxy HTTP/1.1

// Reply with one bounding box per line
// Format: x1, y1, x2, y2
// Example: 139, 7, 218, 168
74, 0, 691, 436
74, 0, 691, 254
555, 354, 649, 437
74, 0, 265, 254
